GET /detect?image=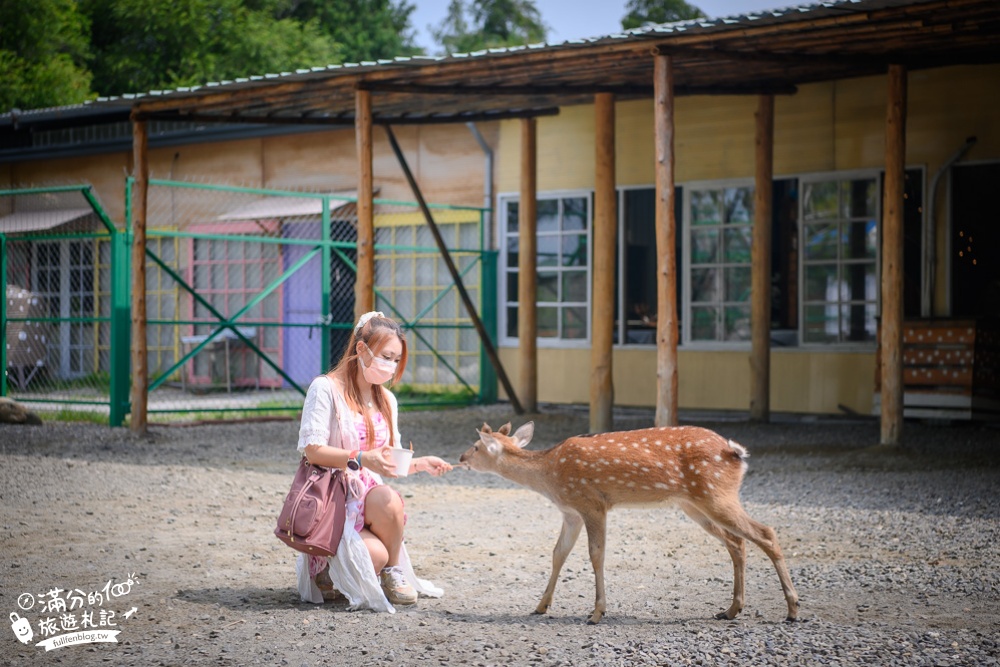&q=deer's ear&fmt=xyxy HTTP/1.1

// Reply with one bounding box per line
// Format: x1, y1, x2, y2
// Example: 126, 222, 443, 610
498, 422, 512, 435
512, 421, 534, 449
480, 422, 492, 434
478, 431, 501, 456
